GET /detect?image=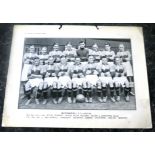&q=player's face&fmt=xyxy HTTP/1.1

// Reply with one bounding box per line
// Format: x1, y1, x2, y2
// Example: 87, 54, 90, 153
102, 58, 108, 64
115, 58, 121, 65
66, 44, 72, 51
79, 42, 85, 49
53, 45, 59, 51
42, 47, 47, 54
45, 60, 48, 64
39, 60, 44, 65
92, 45, 98, 51
61, 57, 67, 64
48, 58, 54, 65
75, 58, 81, 64
119, 44, 124, 52
35, 59, 40, 66
88, 56, 94, 63
29, 46, 35, 53
105, 45, 110, 51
